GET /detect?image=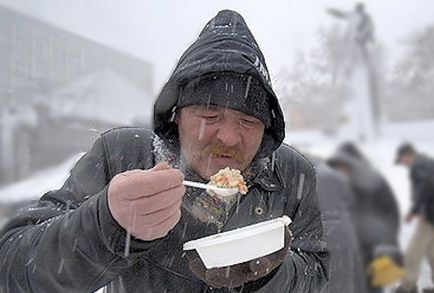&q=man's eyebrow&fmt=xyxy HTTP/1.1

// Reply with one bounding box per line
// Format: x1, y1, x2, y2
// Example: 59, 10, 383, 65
241, 116, 261, 122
